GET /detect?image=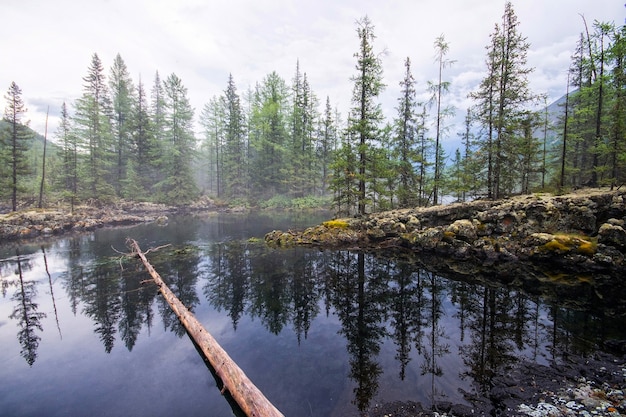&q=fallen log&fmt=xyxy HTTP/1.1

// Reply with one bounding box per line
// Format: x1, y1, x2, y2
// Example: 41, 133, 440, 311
127, 238, 285, 417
